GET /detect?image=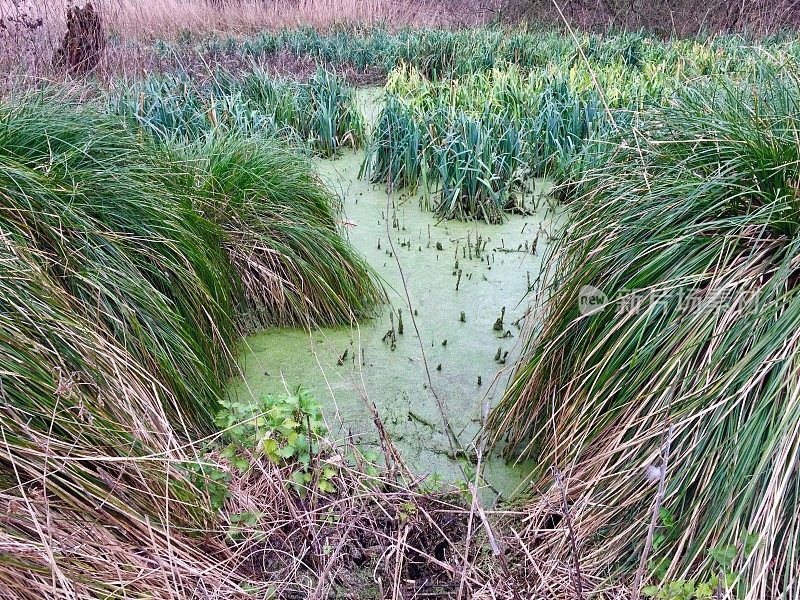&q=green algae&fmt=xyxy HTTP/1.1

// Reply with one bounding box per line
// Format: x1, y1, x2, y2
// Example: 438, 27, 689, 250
227, 88, 560, 500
